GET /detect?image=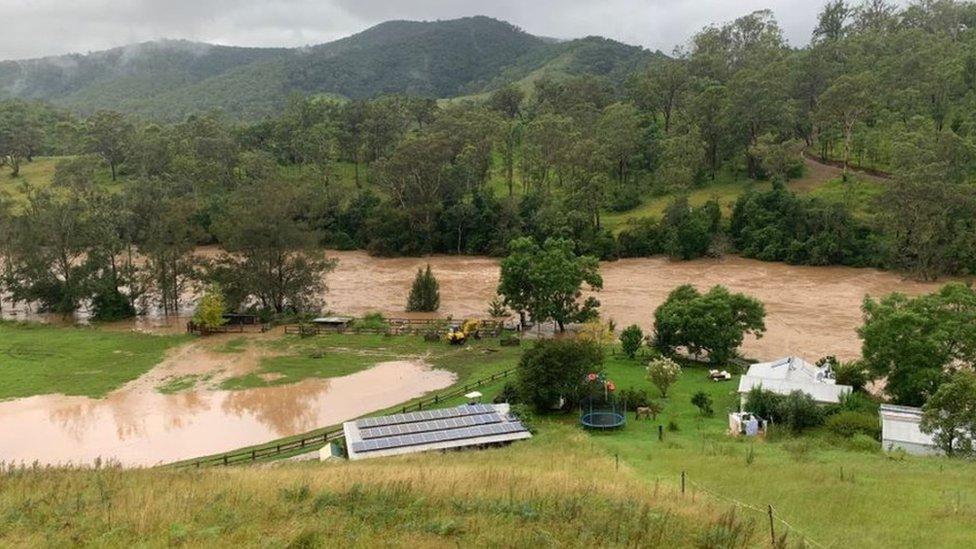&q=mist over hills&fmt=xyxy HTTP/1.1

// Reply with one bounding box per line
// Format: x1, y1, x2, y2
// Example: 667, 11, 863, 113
0, 16, 653, 120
